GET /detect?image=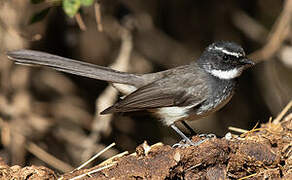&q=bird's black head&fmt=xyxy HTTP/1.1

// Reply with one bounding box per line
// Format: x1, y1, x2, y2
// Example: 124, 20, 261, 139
197, 41, 255, 80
